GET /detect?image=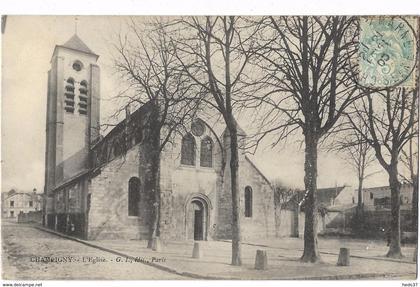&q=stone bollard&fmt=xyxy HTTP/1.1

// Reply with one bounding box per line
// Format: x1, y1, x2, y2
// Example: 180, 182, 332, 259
337, 248, 350, 266
151, 237, 162, 252
255, 250, 268, 270
192, 242, 203, 259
